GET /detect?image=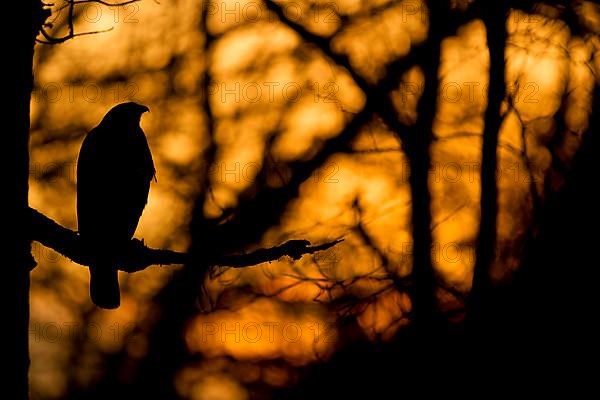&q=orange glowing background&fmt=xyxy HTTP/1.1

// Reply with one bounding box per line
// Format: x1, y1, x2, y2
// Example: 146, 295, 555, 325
28, 0, 600, 399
